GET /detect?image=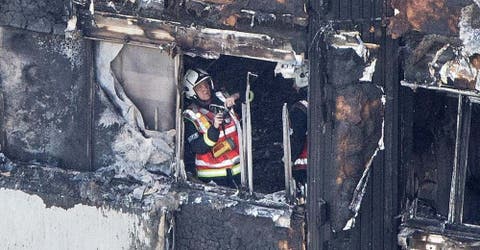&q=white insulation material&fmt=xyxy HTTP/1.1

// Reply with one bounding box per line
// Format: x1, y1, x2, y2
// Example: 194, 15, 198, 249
95, 41, 175, 178
331, 31, 368, 62
0, 188, 161, 250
